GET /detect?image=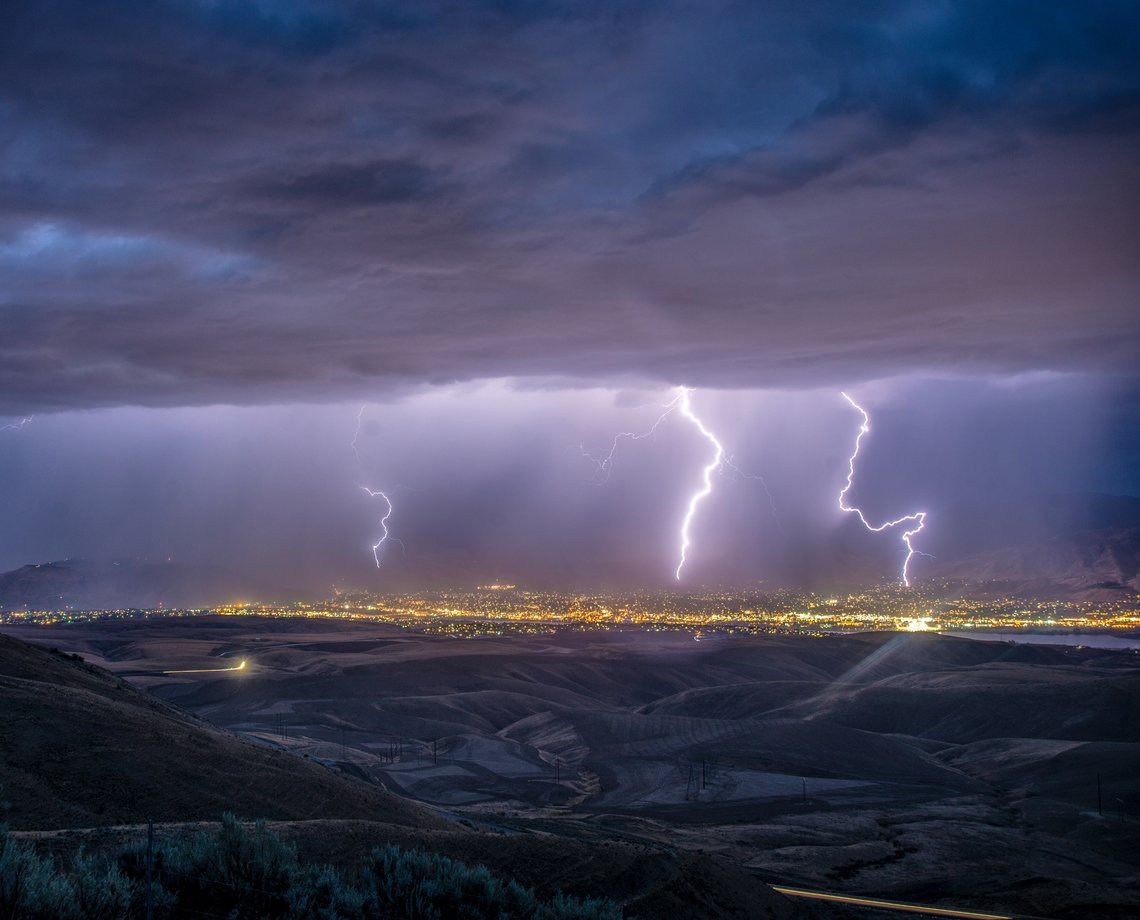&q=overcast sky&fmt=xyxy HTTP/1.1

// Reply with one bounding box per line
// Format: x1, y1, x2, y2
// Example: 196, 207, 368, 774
1, 1, 1137, 591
